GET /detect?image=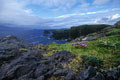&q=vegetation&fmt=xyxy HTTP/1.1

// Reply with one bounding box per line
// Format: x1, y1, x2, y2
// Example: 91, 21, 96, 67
106, 28, 120, 35
115, 21, 120, 28
40, 27, 120, 73
51, 24, 110, 40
